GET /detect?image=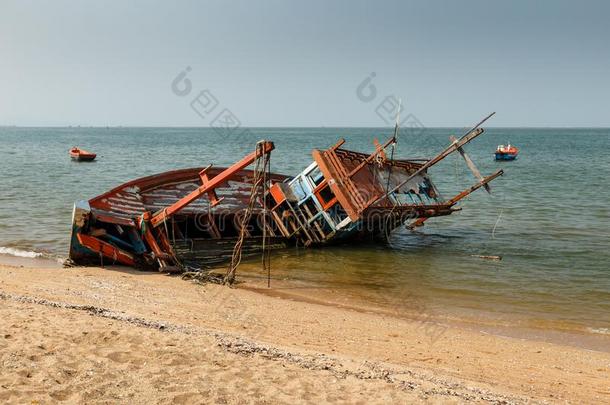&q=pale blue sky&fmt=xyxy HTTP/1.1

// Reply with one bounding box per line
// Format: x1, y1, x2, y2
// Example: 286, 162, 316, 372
1, 0, 608, 127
